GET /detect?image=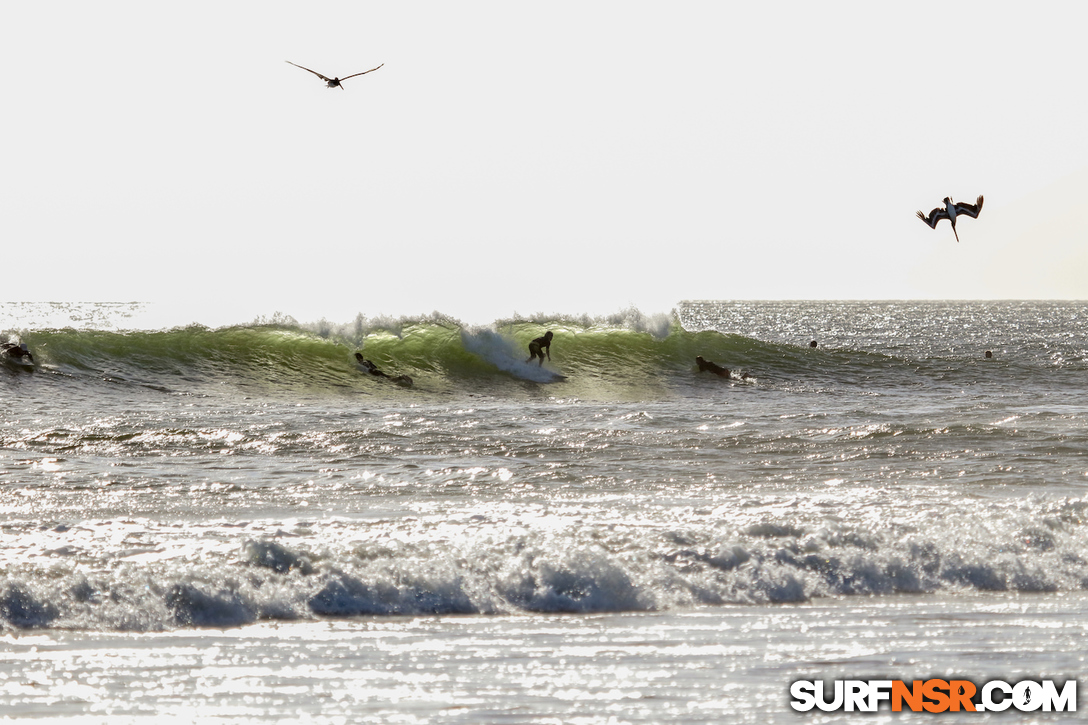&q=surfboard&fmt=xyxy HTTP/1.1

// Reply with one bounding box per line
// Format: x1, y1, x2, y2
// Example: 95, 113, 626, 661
507, 362, 565, 383
1, 353, 35, 370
